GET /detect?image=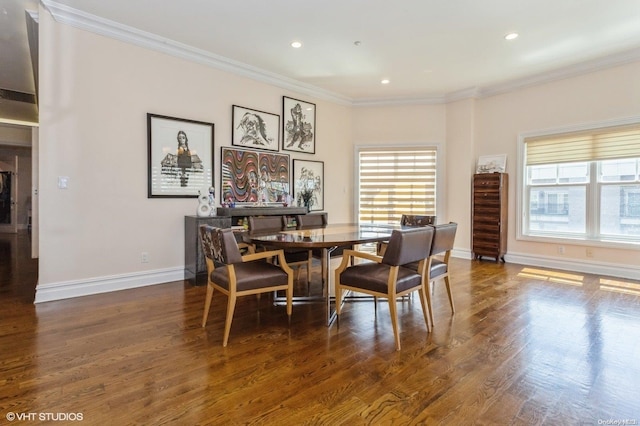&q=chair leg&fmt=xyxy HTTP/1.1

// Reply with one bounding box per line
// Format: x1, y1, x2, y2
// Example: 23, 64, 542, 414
202, 284, 214, 327
388, 298, 401, 351
425, 280, 435, 328
286, 279, 293, 319
335, 280, 343, 315
444, 275, 455, 314
222, 295, 237, 347
417, 287, 432, 332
